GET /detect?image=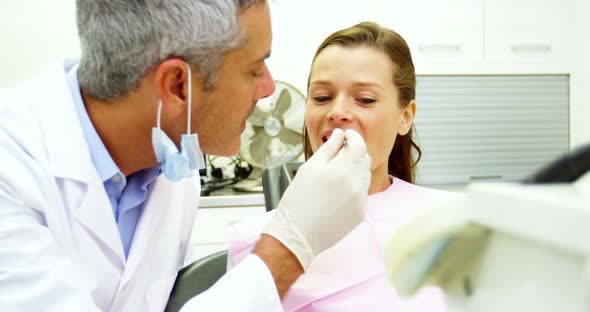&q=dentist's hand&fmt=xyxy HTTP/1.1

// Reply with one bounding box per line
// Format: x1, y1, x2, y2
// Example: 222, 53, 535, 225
262, 128, 371, 270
